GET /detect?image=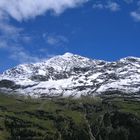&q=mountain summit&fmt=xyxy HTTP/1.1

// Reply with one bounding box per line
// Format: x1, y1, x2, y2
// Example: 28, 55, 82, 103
0, 53, 140, 98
